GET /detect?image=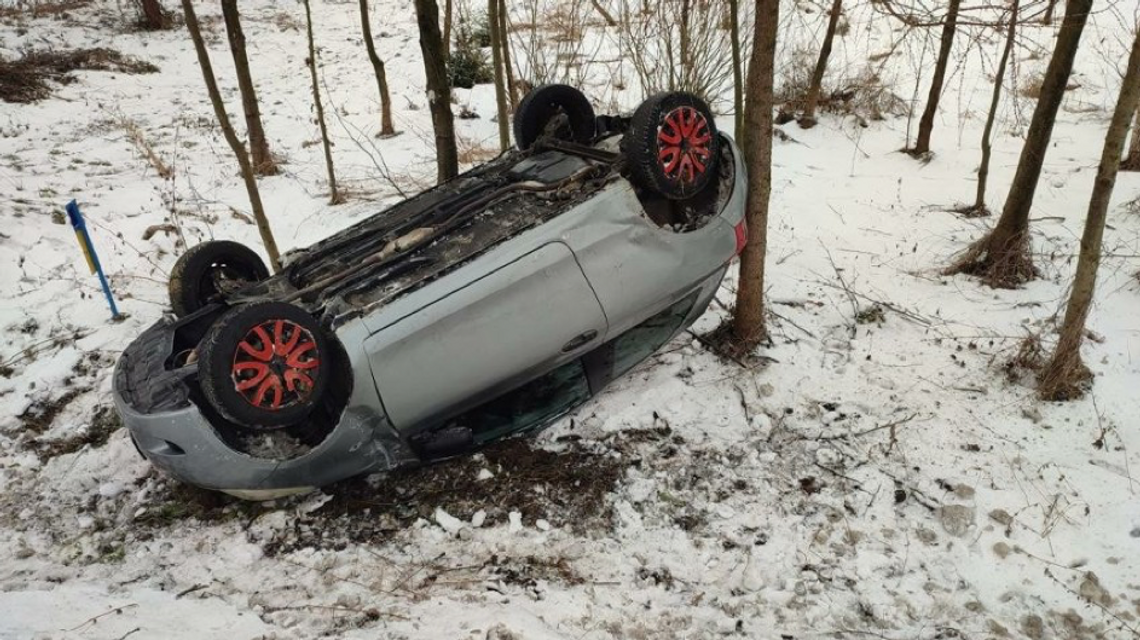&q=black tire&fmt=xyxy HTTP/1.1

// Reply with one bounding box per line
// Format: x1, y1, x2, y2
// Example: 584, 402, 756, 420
513, 84, 596, 150
197, 302, 330, 429
169, 241, 269, 318
622, 92, 721, 200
